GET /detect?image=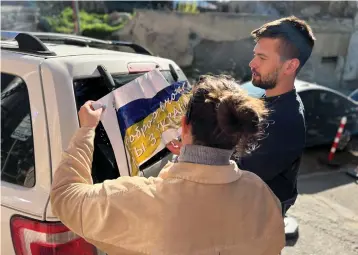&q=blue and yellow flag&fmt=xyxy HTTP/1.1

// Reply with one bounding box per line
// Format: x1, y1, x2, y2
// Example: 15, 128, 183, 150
112, 69, 191, 176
